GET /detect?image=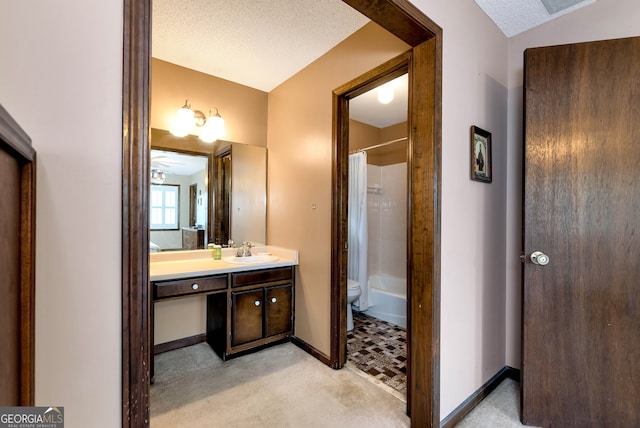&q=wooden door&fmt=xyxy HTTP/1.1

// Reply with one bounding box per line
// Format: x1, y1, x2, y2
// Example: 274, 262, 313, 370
0, 107, 36, 405
189, 183, 197, 227
231, 289, 263, 346
522, 37, 640, 427
264, 284, 292, 337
